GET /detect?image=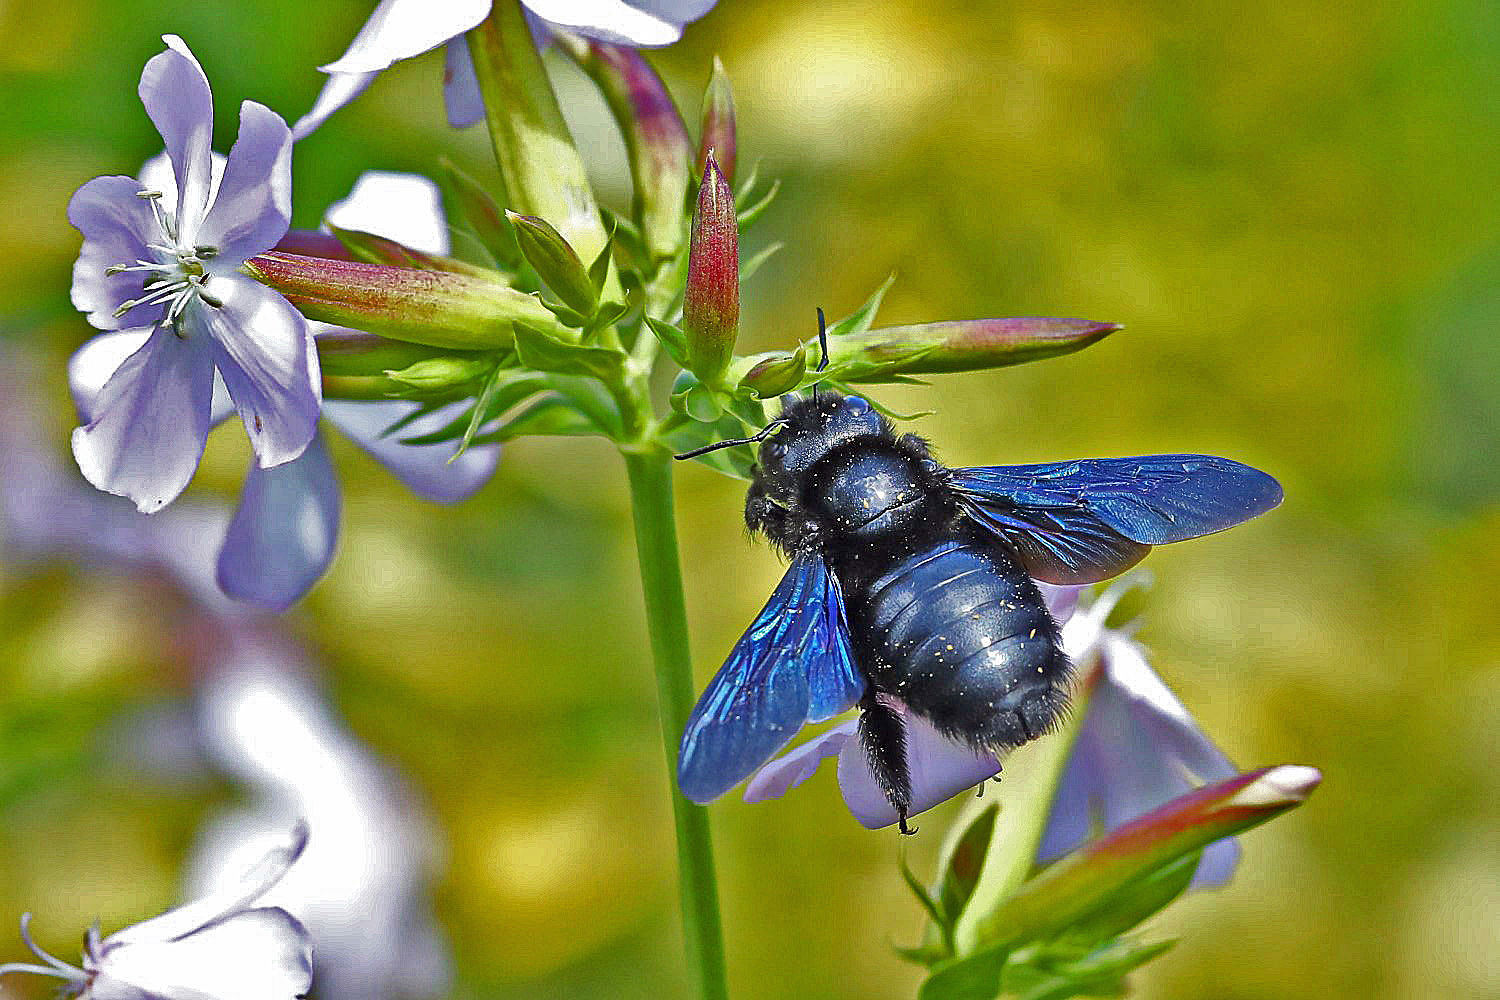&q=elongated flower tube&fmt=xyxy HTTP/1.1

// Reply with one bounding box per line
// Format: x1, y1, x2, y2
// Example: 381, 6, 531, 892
246, 251, 557, 351
682, 153, 738, 383
969, 765, 1322, 949
696, 56, 736, 184
0, 825, 313, 1000
293, 0, 718, 137
825, 317, 1122, 380
68, 36, 318, 514
559, 35, 693, 261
